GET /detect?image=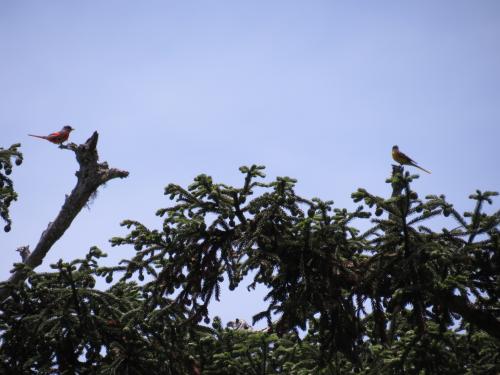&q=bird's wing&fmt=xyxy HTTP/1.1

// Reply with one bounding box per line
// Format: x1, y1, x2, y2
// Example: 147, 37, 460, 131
399, 151, 416, 164
46, 131, 67, 143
